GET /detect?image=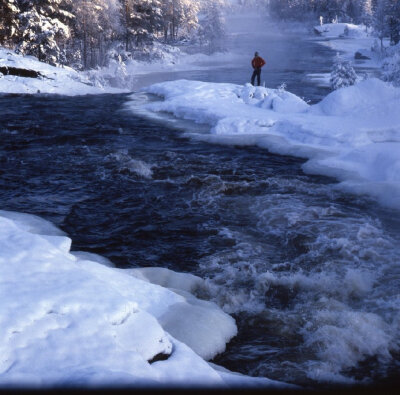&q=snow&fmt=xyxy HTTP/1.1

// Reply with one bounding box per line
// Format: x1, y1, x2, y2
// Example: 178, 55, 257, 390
0, 210, 287, 388
133, 78, 400, 210
313, 22, 381, 68
96, 48, 243, 91
314, 23, 366, 39
0, 47, 123, 95
309, 22, 386, 89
